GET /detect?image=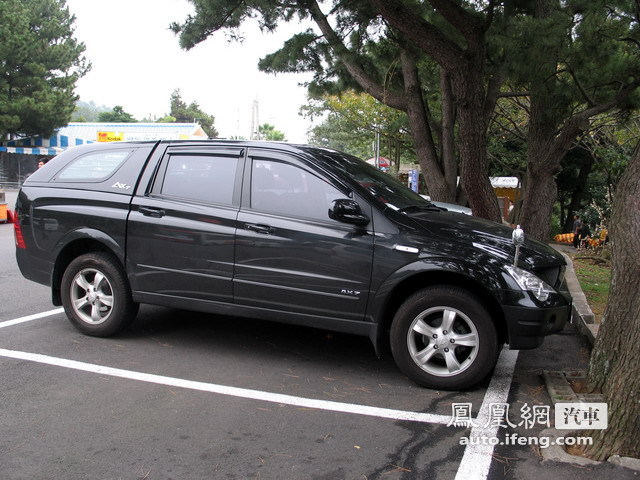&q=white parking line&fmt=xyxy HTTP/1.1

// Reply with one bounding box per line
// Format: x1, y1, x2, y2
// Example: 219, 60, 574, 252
455, 348, 520, 480
0, 308, 64, 329
0, 347, 453, 425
